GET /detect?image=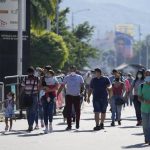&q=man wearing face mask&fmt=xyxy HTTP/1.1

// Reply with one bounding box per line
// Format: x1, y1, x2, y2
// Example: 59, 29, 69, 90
21, 67, 39, 132
57, 66, 84, 130
130, 70, 145, 126
138, 70, 150, 145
